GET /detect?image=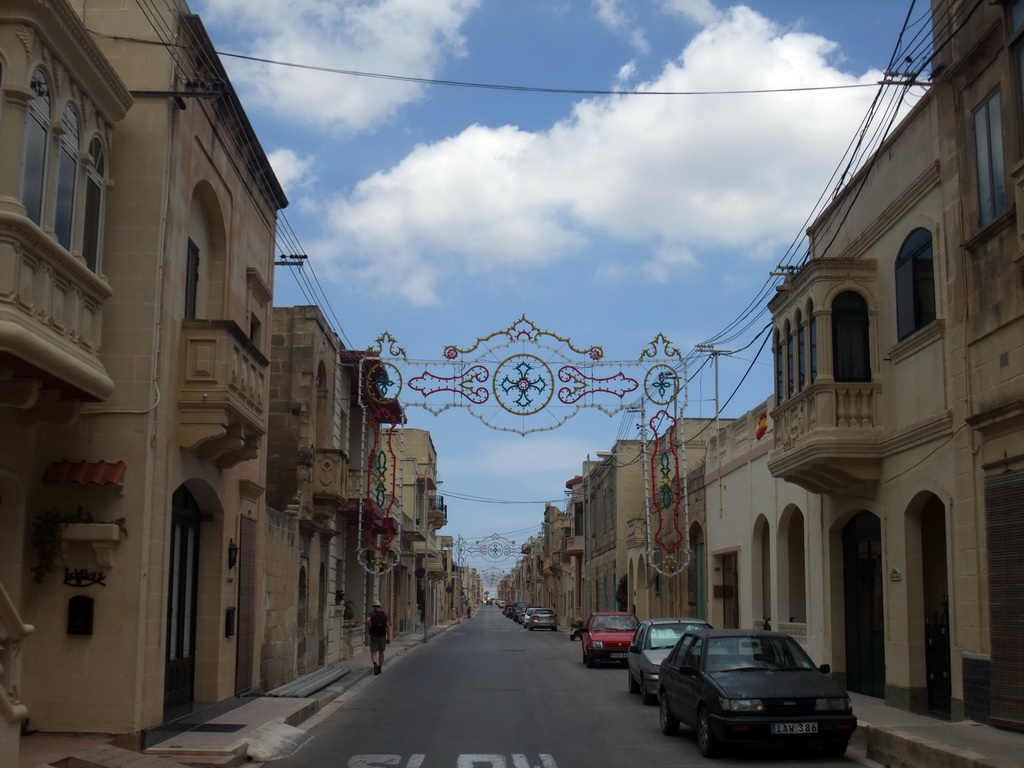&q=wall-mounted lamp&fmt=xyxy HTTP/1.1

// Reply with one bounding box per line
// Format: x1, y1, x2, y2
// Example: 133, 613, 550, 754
228, 538, 239, 569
